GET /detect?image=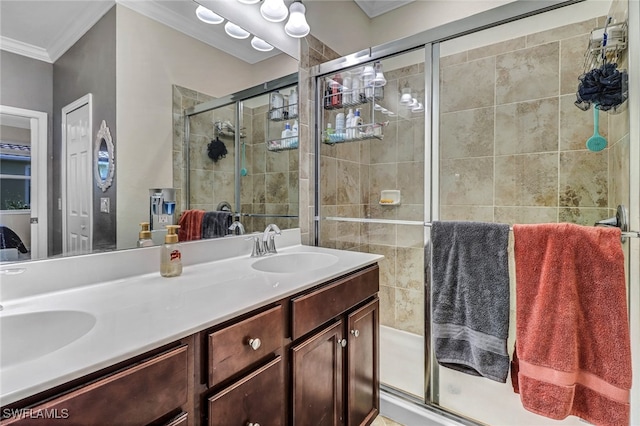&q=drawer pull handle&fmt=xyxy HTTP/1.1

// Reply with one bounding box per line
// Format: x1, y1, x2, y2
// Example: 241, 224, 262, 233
337, 338, 347, 348
351, 329, 360, 338
248, 338, 262, 350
